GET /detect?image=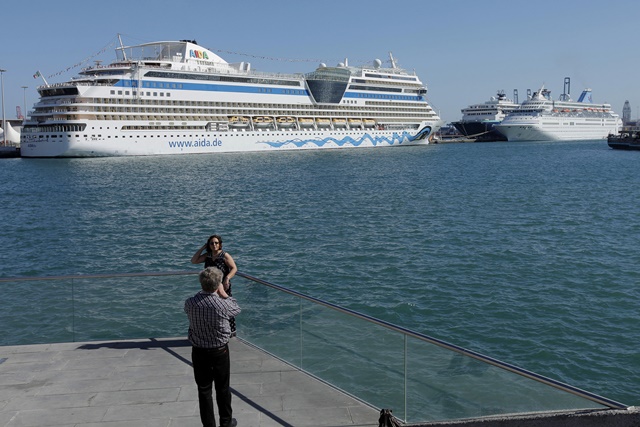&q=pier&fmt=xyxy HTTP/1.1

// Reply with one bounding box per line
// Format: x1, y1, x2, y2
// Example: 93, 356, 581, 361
1, 271, 639, 426
2, 337, 639, 427
0, 337, 379, 426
